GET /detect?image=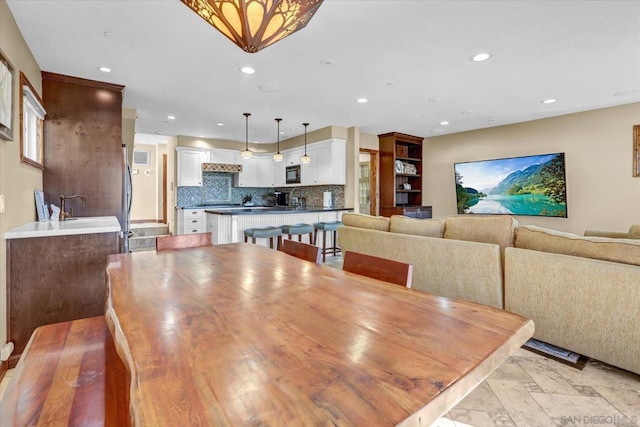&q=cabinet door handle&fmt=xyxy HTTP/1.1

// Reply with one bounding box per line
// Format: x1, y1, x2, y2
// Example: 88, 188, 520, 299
191, 220, 198, 223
